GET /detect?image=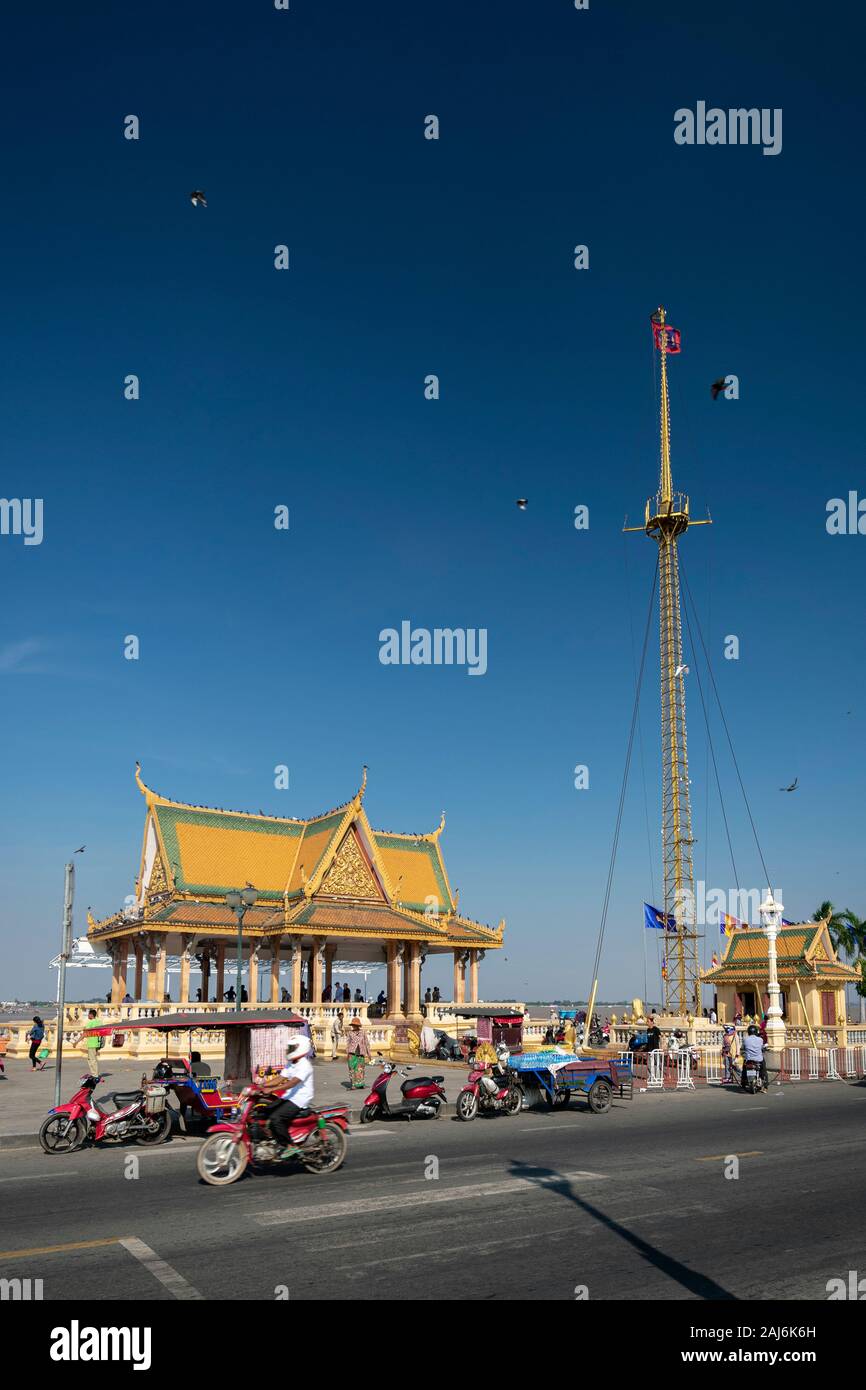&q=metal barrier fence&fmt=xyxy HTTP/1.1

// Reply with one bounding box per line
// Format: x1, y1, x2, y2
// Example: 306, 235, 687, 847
620, 1044, 866, 1090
